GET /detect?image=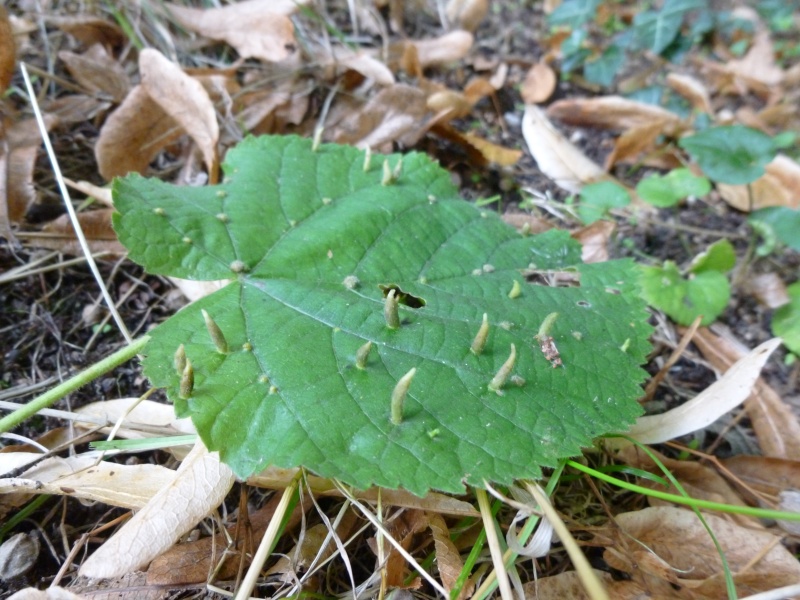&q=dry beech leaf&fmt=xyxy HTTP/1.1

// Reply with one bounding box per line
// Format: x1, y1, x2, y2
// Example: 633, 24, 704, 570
727, 29, 783, 92
693, 327, 800, 460
717, 154, 800, 211
400, 30, 474, 68
521, 61, 557, 105
6, 117, 56, 225
722, 455, 800, 499
460, 131, 522, 166
521, 104, 607, 193
95, 84, 182, 180
571, 219, 615, 264
165, 0, 308, 63
0, 7, 16, 95
666, 73, 712, 114
446, 0, 489, 32
42, 95, 110, 126
501, 212, 553, 235
32, 208, 125, 255
58, 44, 130, 102
610, 506, 800, 586
48, 15, 125, 49
548, 96, 682, 133
426, 89, 475, 120
0, 455, 176, 510
613, 337, 781, 446
79, 440, 236, 579
139, 48, 219, 181
604, 121, 668, 169
6, 587, 87, 600
745, 272, 790, 309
